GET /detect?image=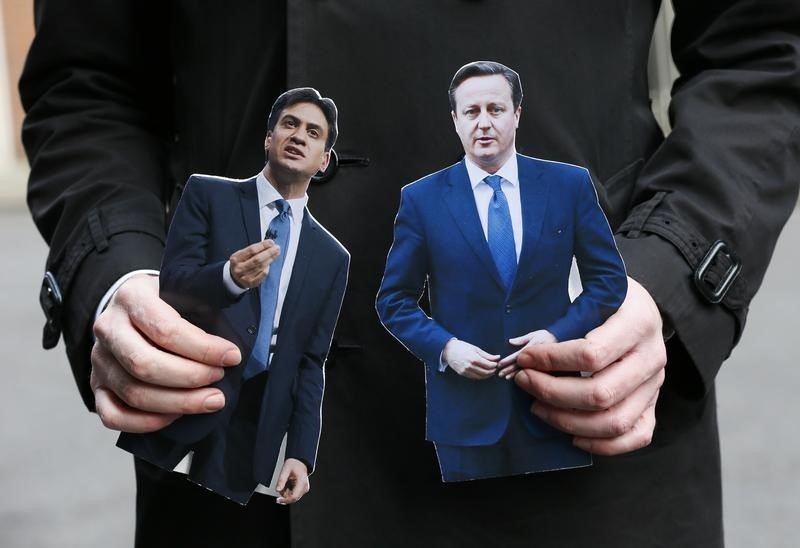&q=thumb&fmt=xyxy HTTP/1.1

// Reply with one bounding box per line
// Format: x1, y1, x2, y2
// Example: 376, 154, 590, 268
276, 462, 291, 492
